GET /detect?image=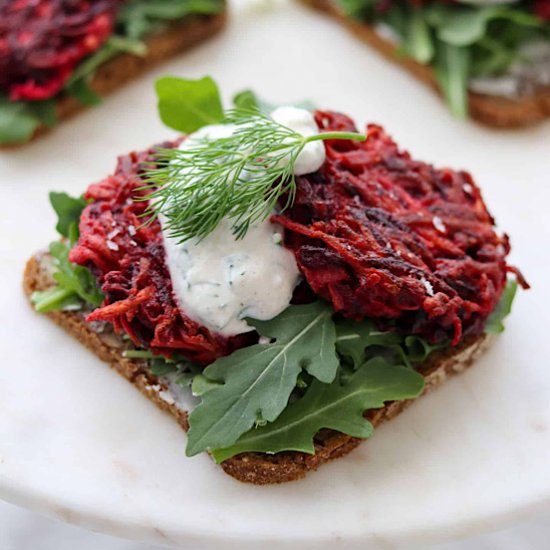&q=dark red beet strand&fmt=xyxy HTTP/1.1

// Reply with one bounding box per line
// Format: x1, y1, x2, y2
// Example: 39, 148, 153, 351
0, 0, 121, 101
69, 112, 523, 363
69, 141, 255, 364
274, 111, 524, 346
